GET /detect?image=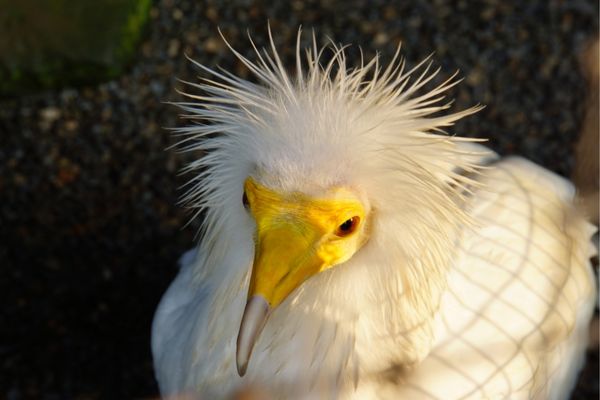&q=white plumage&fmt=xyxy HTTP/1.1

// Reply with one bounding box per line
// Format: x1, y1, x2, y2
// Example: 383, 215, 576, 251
152, 30, 596, 399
